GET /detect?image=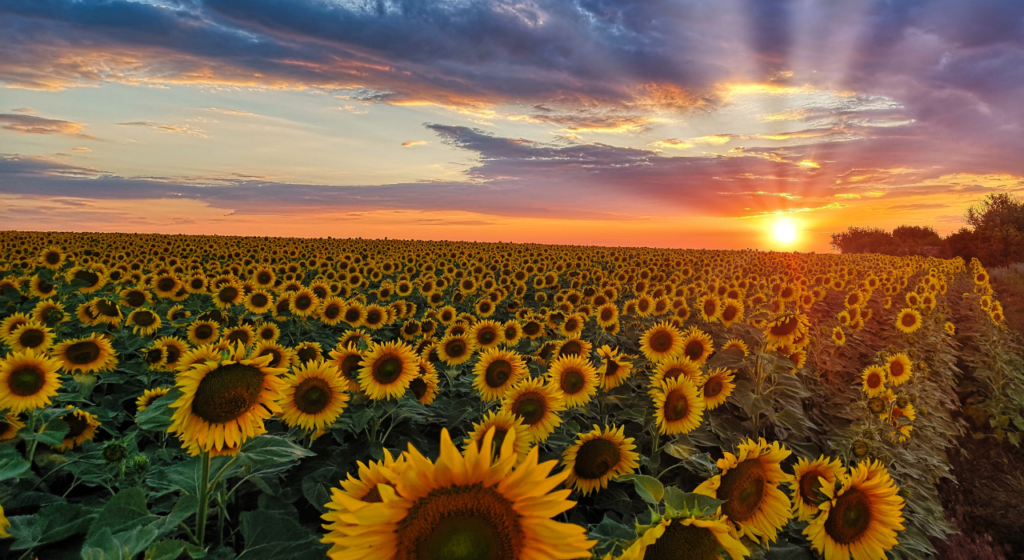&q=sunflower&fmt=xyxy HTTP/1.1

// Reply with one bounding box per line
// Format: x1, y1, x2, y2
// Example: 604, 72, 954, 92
293, 341, 324, 365
698, 295, 722, 323
469, 319, 503, 350
52, 333, 117, 374
596, 345, 634, 390
546, 354, 599, 408
695, 438, 793, 544
556, 337, 593, 359
88, 298, 123, 327
167, 305, 191, 325
765, 314, 808, 345
521, 319, 545, 339
640, 322, 684, 363
169, 345, 287, 454
650, 356, 702, 389
410, 359, 440, 405
243, 290, 274, 315
320, 428, 594, 559
321, 449, 406, 557
702, 368, 735, 410
222, 325, 255, 349
722, 338, 749, 357
187, 321, 220, 346
39, 246, 65, 269
562, 424, 639, 495
804, 462, 905, 560
253, 322, 280, 344
152, 273, 182, 298
596, 303, 619, 328
144, 345, 168, 371
362, 304, 388, 330
885, 354, 912, 387
501, 377, 566, 443
680, 328, 714, 364
437, 334, 474, 367
125, 308, 161, 336
340, 330, 372, 351
119, 287, 152, 309
33, 300, 66, 326
252, 266, 276, 288
944, 321, 956, 335
279, 360, 350, 431
136, 387, 171, 412
832, 326, 846, 346
176, 344, 223, 372
53, 407, 100, 451
251, 341, 295, 371
559, 313, 586, 338
319, 296, 345, 326
720, 299, 745, 328
464, 408, 533, 464
1, 313, 31, 340
614, 515, 749, 560
789, 455, 845, 521
472, 348, 528, 402
29, 275, 58, 299
290, 288, 320, 317
0, 413, 25, 441
5, 322, 54, 352
328, 344, 364, 393
212, 281, 244, 309
341, 302, 366, 327
358, 340, 418, 401
894, 308, 922, 334
652, 377, 704, 435
861, 365, 887, 398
